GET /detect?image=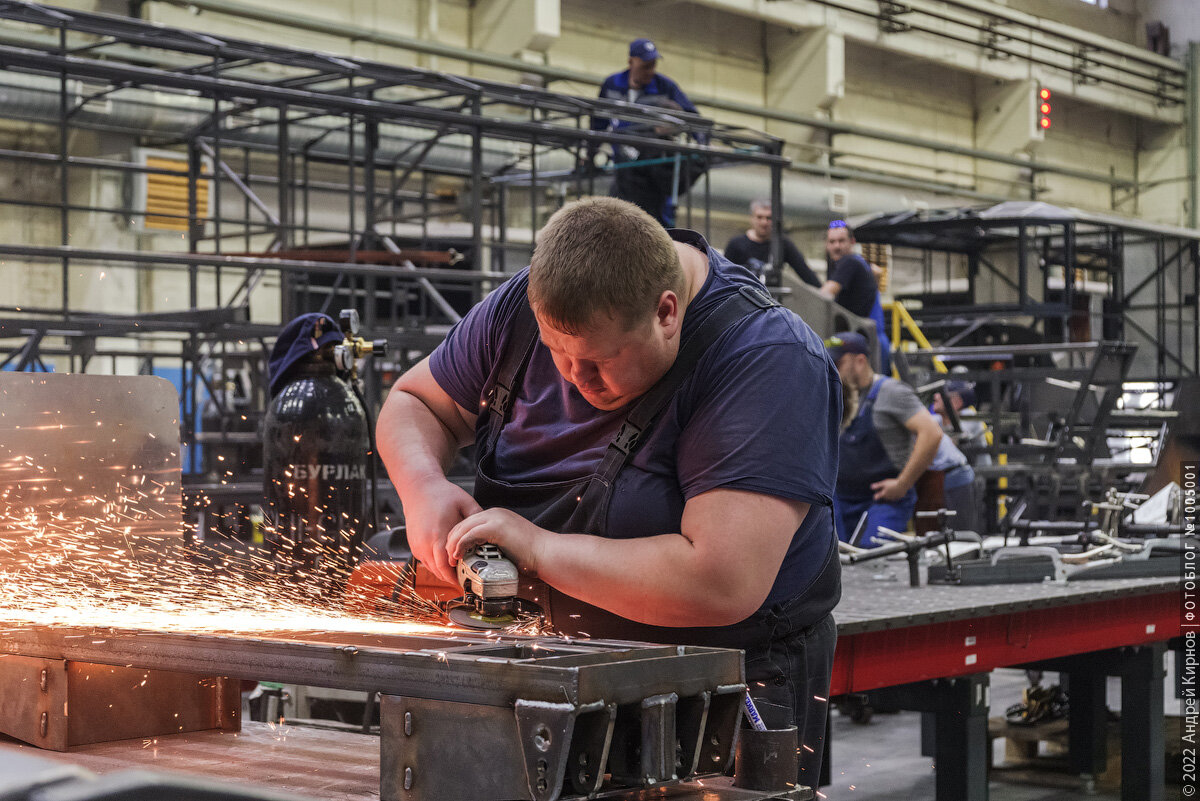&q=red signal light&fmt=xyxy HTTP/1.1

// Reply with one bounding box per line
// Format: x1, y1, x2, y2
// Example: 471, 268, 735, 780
1036, 86, 1052, 132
